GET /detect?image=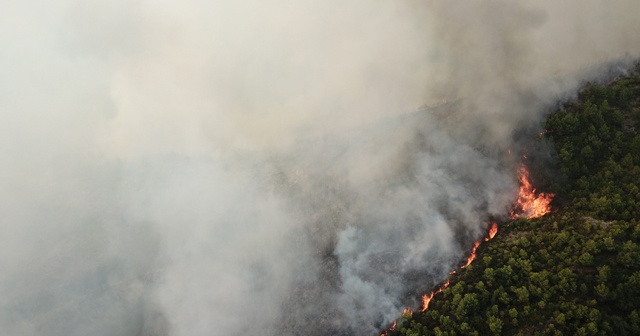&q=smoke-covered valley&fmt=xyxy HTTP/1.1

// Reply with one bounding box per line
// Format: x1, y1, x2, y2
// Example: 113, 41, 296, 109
1, 1, 639, 335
